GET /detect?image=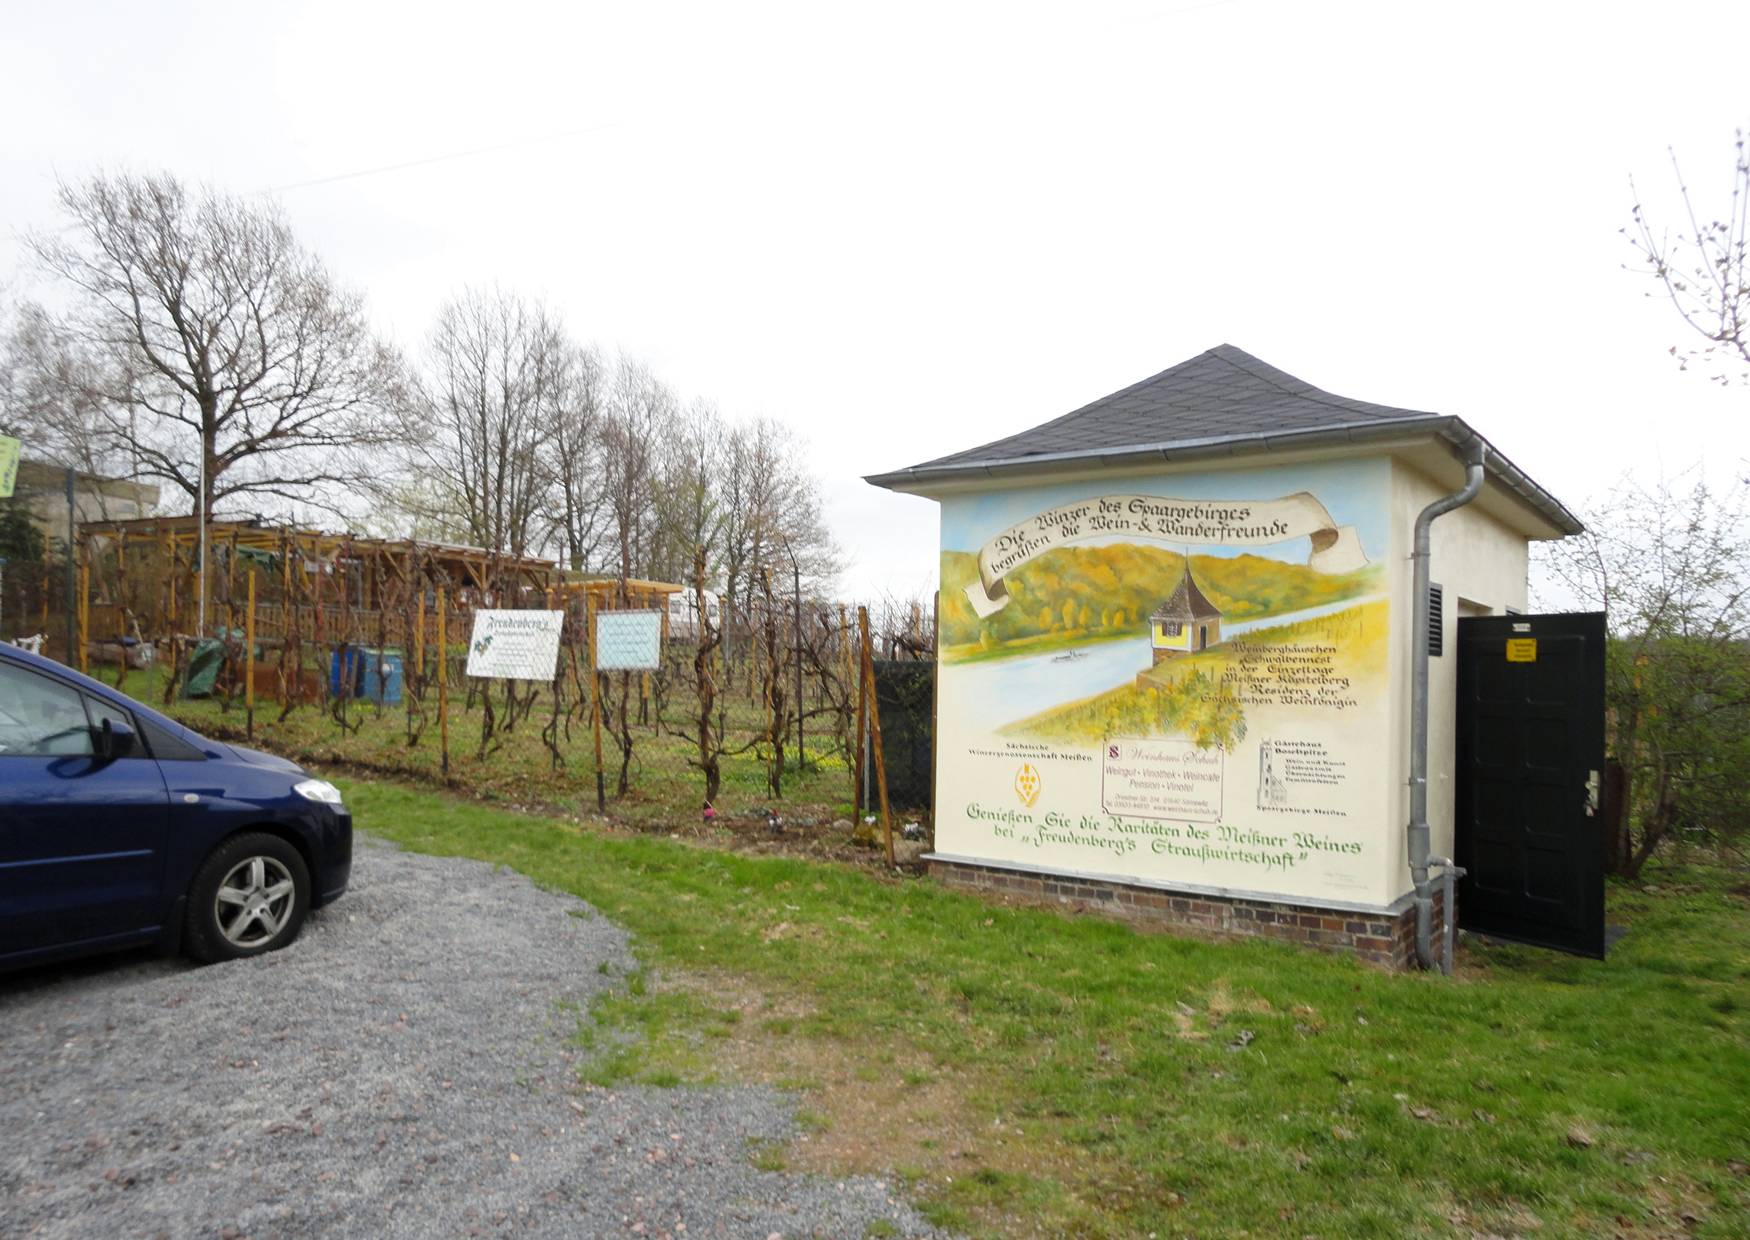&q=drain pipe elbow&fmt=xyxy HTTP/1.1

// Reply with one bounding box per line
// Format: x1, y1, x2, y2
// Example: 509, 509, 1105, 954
1408, 437, 1486, 970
